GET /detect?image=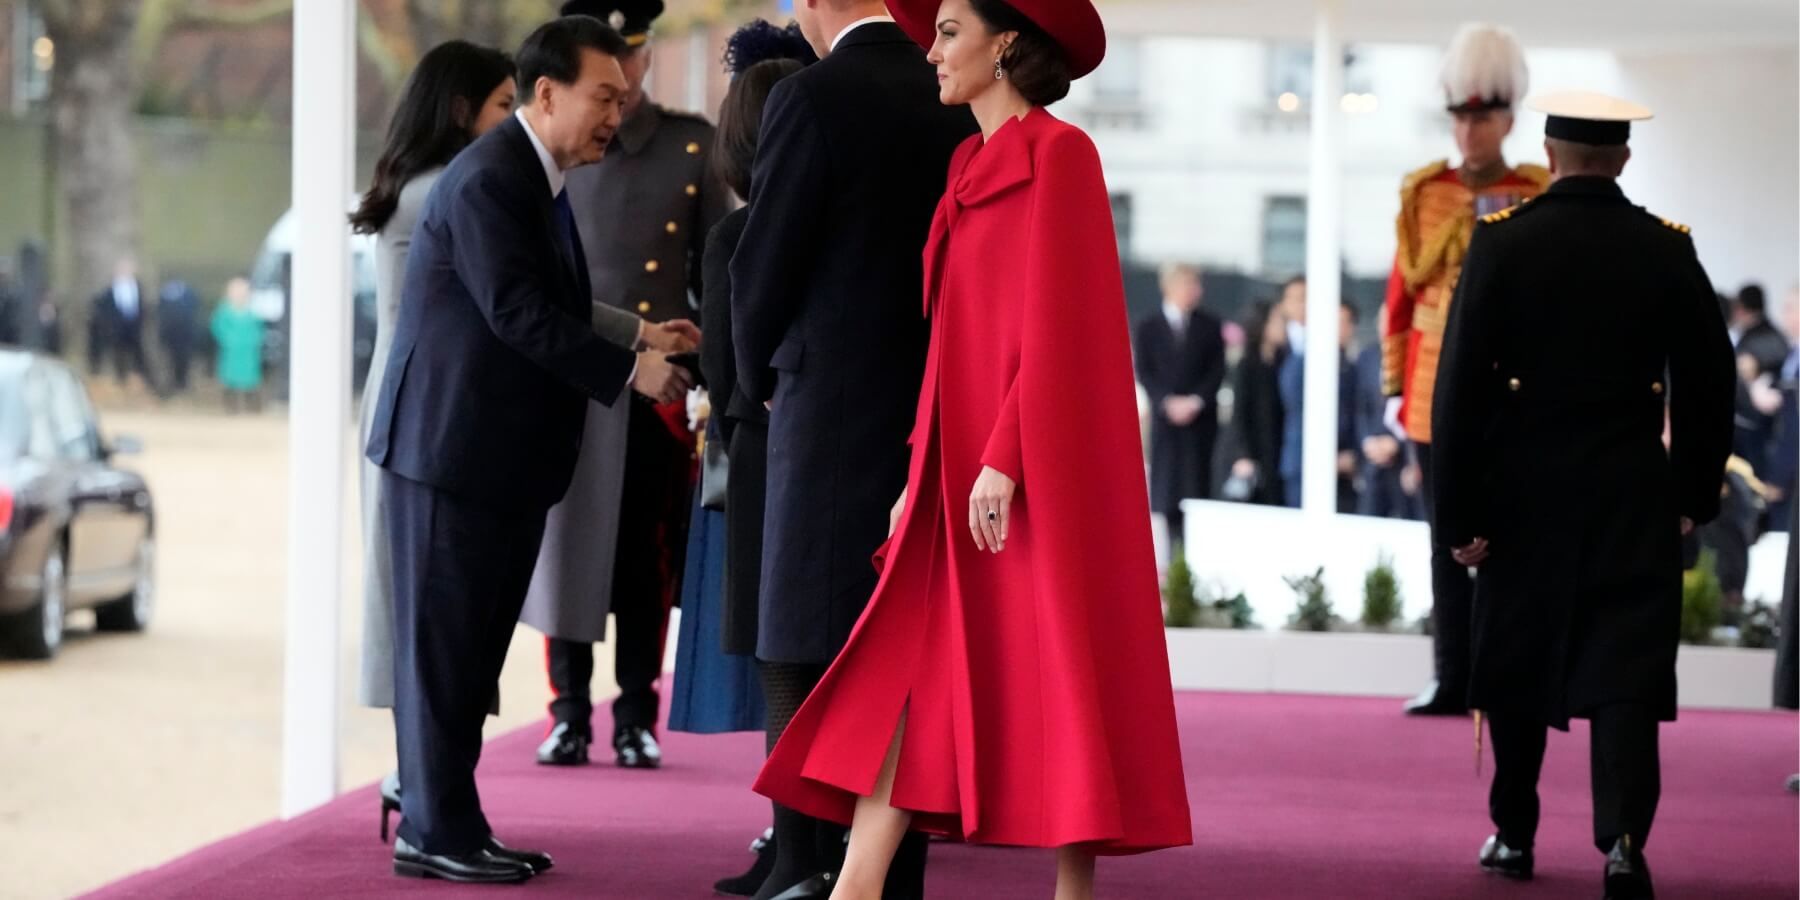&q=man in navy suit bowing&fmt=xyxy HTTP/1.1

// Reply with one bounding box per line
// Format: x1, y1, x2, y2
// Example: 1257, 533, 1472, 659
365, 16, 692, 884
